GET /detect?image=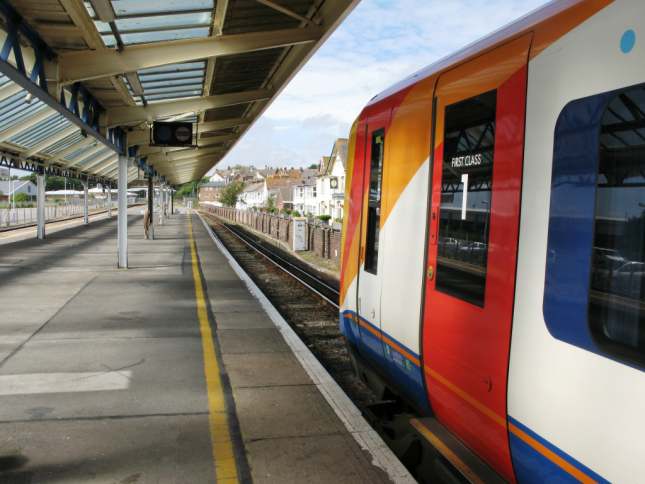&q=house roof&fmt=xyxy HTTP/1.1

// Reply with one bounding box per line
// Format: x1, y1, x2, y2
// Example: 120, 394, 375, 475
318, 156, 331, 175
242, 181, 264, 193
318, 138, 349, 176
269, 185, 293, 203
